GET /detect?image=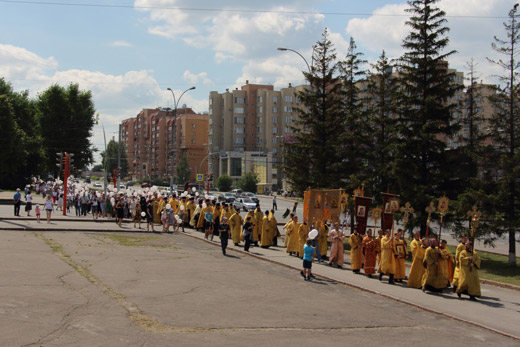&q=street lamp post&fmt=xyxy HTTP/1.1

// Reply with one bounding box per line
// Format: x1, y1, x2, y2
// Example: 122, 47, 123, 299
277, 47, 312, 74
166, 86, 196, 191
95, 113, 108, 214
